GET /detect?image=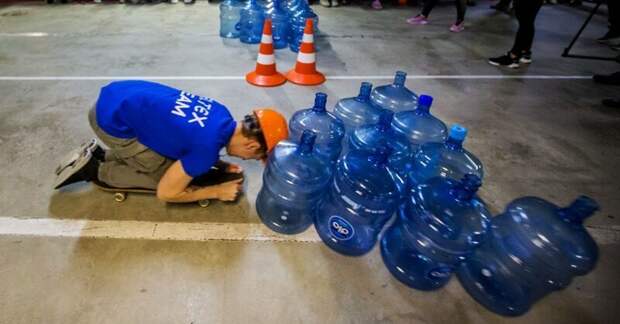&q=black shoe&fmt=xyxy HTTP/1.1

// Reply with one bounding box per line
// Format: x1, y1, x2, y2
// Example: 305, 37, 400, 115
602, 98, 620, 108
593, 72, 620, 86
488, 53, 520, 69
92, 145, 106, 161
54, 151, 100, 189
597, 30, 620, 44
